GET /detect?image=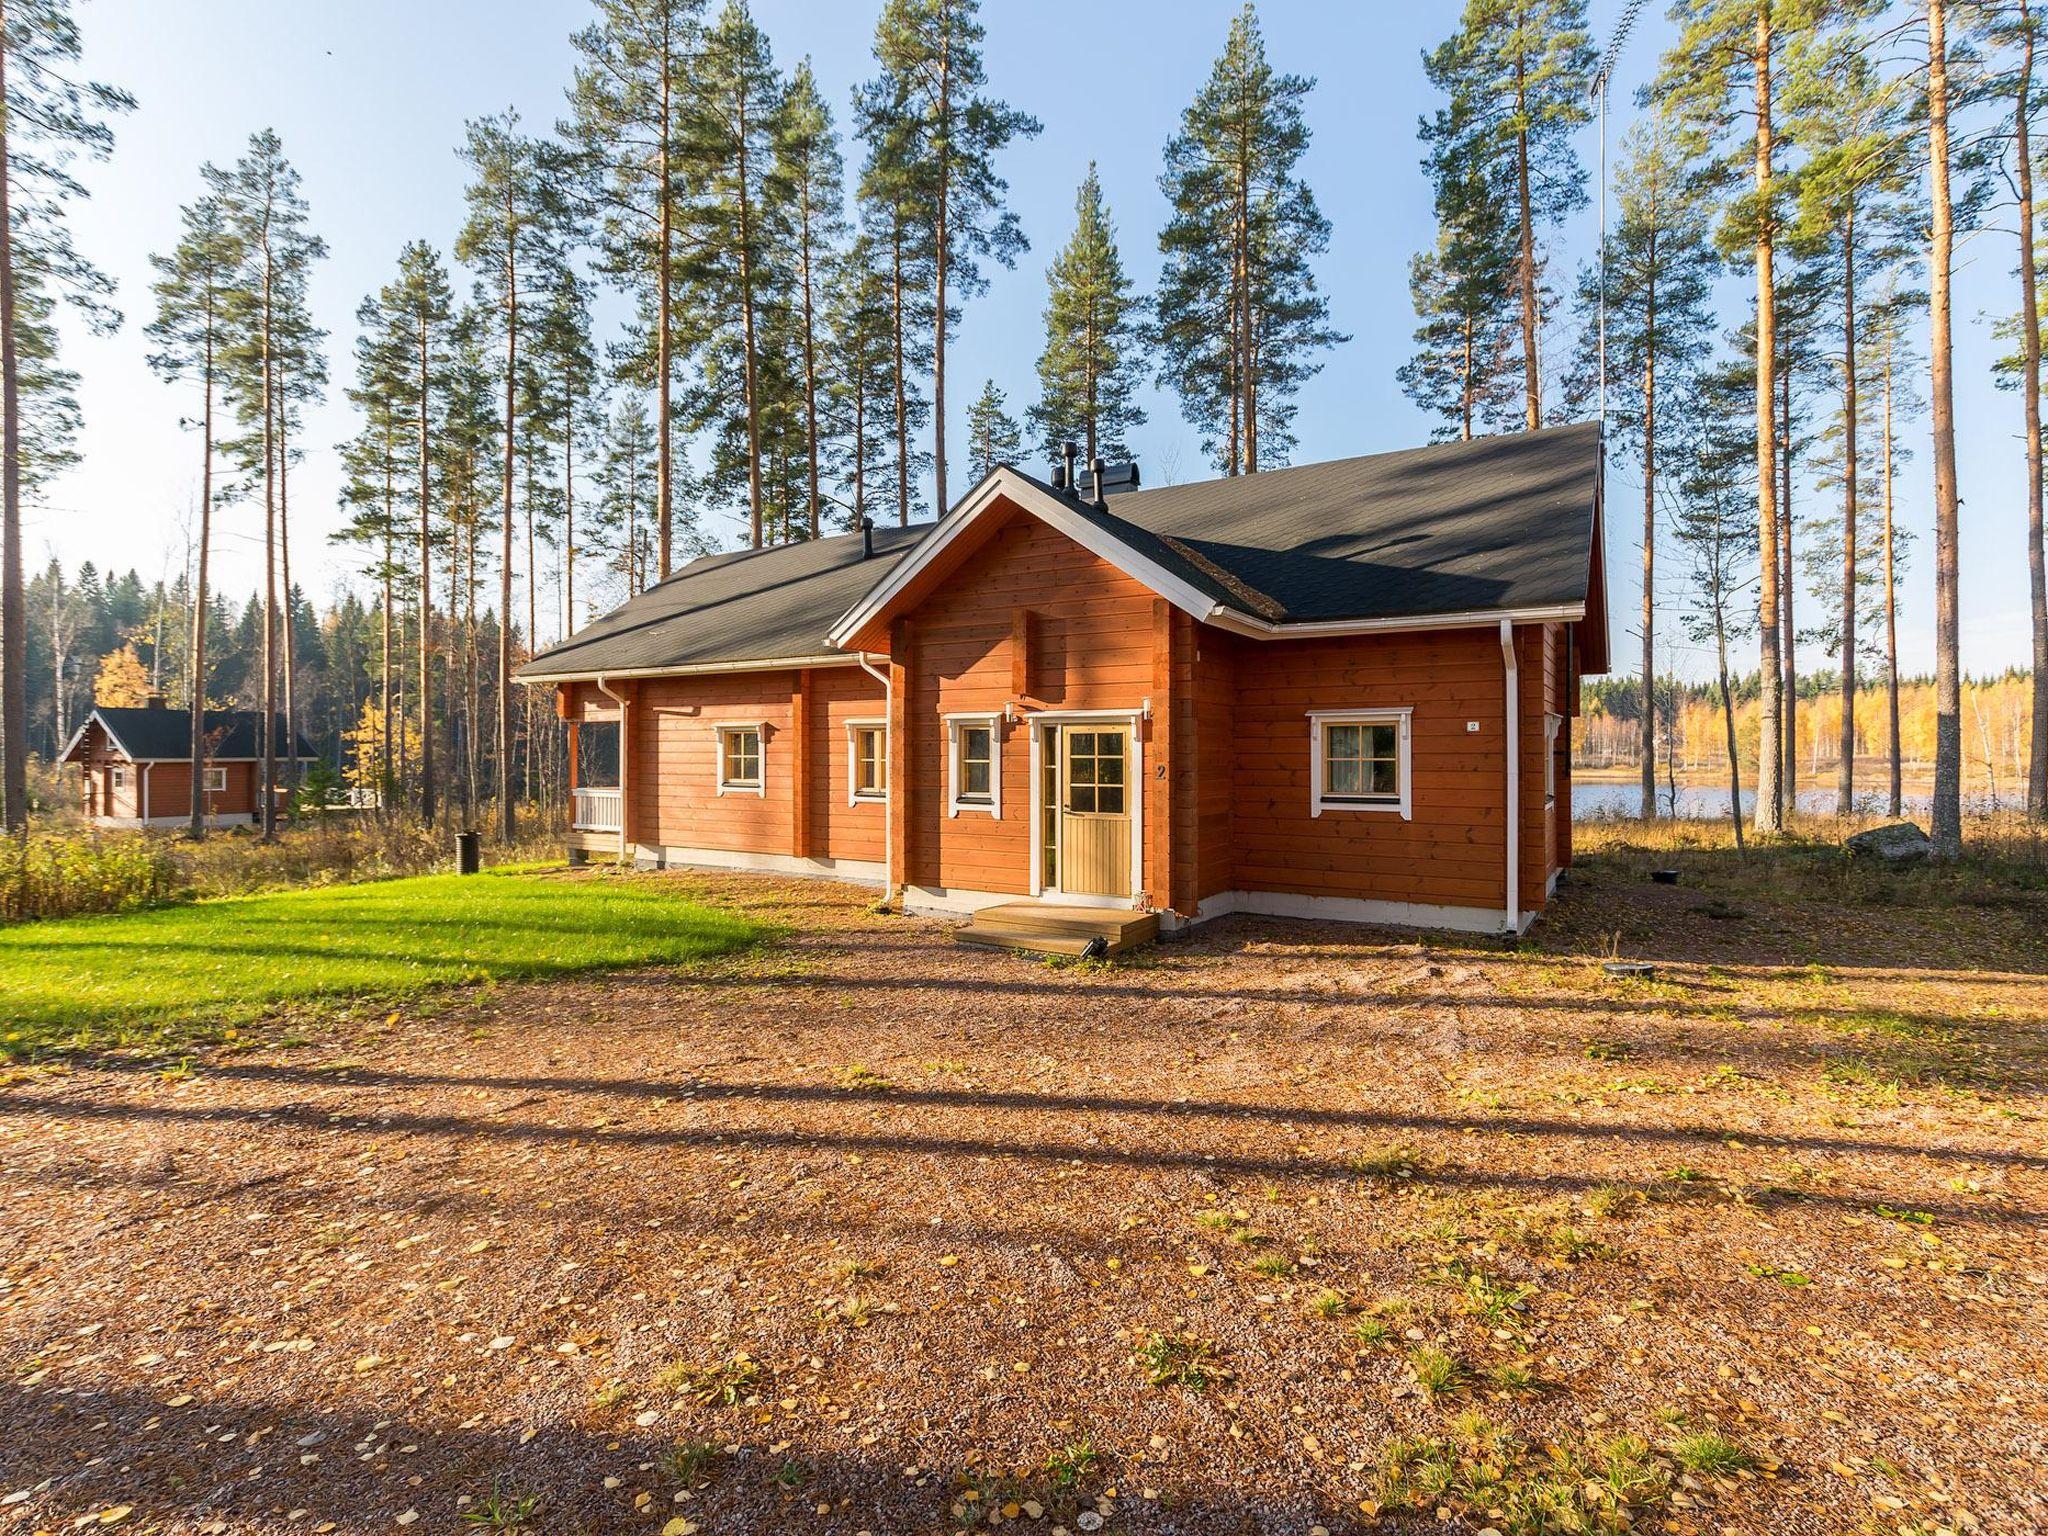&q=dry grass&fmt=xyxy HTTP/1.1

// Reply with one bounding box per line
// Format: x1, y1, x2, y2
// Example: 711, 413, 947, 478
0, 860, 2042, 1534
